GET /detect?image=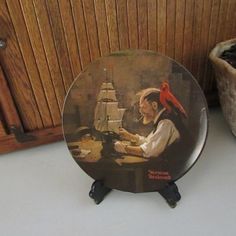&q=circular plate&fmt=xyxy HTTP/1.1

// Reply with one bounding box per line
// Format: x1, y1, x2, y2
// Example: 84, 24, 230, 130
63, 50, 209, 192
